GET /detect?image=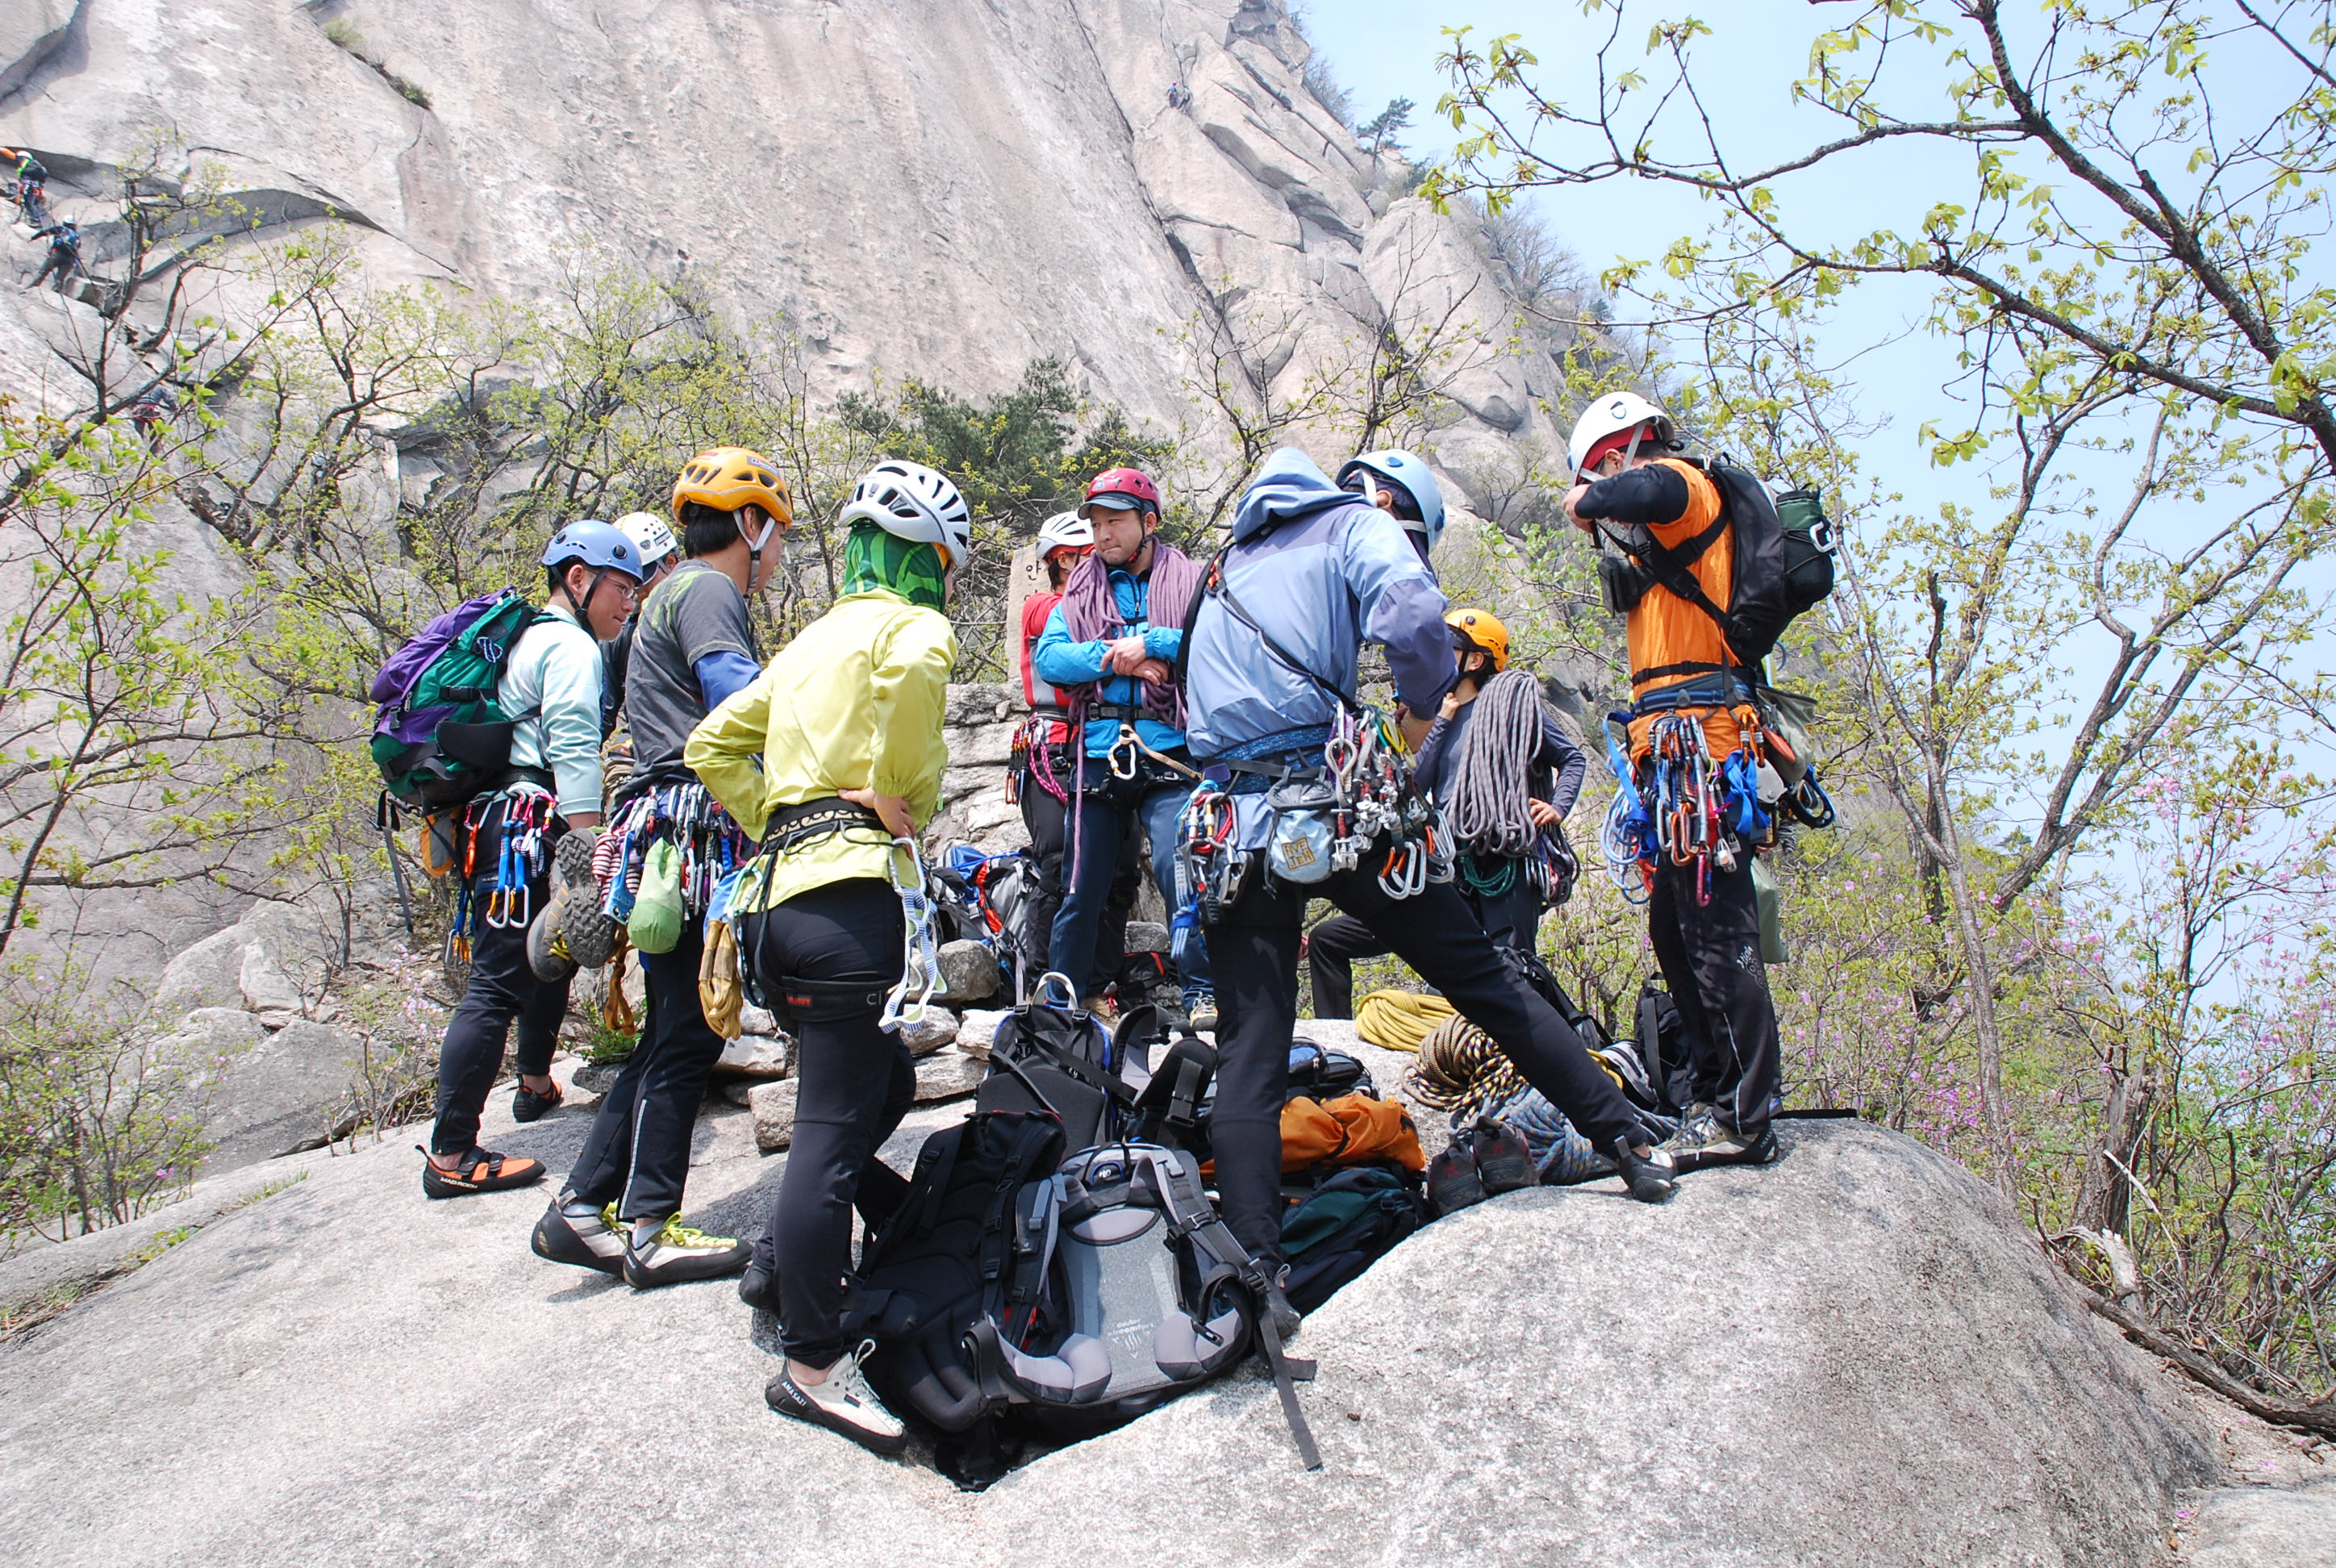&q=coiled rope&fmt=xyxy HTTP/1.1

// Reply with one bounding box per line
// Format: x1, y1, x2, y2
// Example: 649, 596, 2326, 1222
1441, 669, 1550, 861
